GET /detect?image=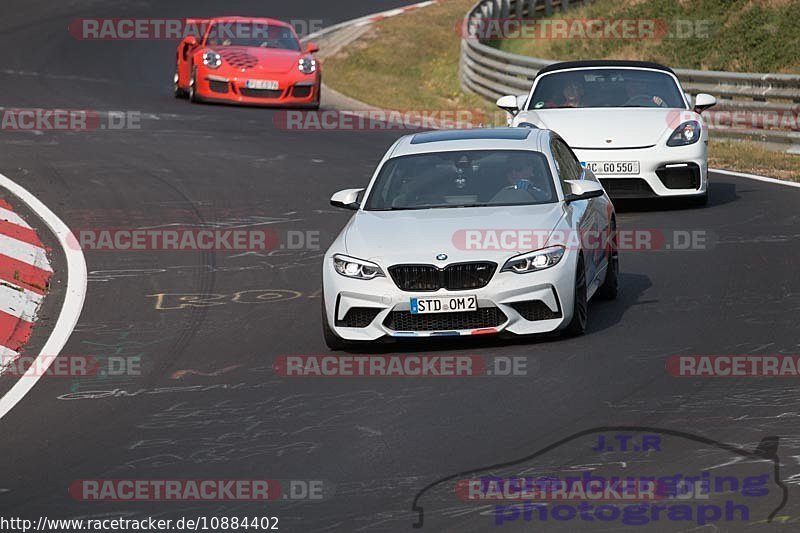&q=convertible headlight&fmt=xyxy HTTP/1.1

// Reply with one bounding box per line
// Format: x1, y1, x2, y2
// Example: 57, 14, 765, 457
202, 51, 222, 69
501, 246, 565, 274
333, 254, 384, 280
298, 57, 317, 74
666, 120, 701, 146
